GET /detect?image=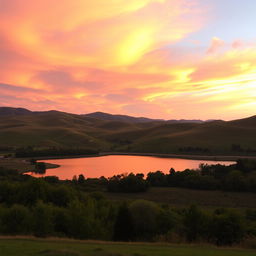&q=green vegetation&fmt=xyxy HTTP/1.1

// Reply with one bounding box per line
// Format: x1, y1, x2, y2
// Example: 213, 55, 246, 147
0, 238, 255, 256
145, 159, 256, 193
108, 173, 148, 193
103, 159, 256, 194
0, 164, 256, 247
